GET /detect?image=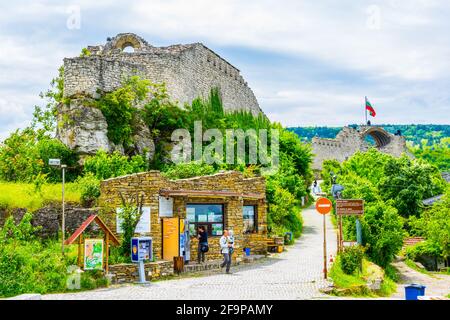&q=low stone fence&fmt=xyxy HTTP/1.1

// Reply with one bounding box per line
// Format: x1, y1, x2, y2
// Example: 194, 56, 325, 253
108, 261, 174, 284
0, 203, 99, 239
